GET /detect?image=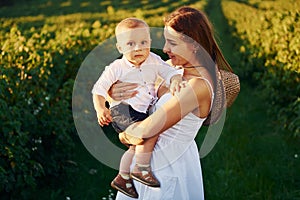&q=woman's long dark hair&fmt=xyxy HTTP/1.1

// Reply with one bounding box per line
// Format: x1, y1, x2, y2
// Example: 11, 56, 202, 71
164, 6, 232, 71
164, 6, 232, 96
